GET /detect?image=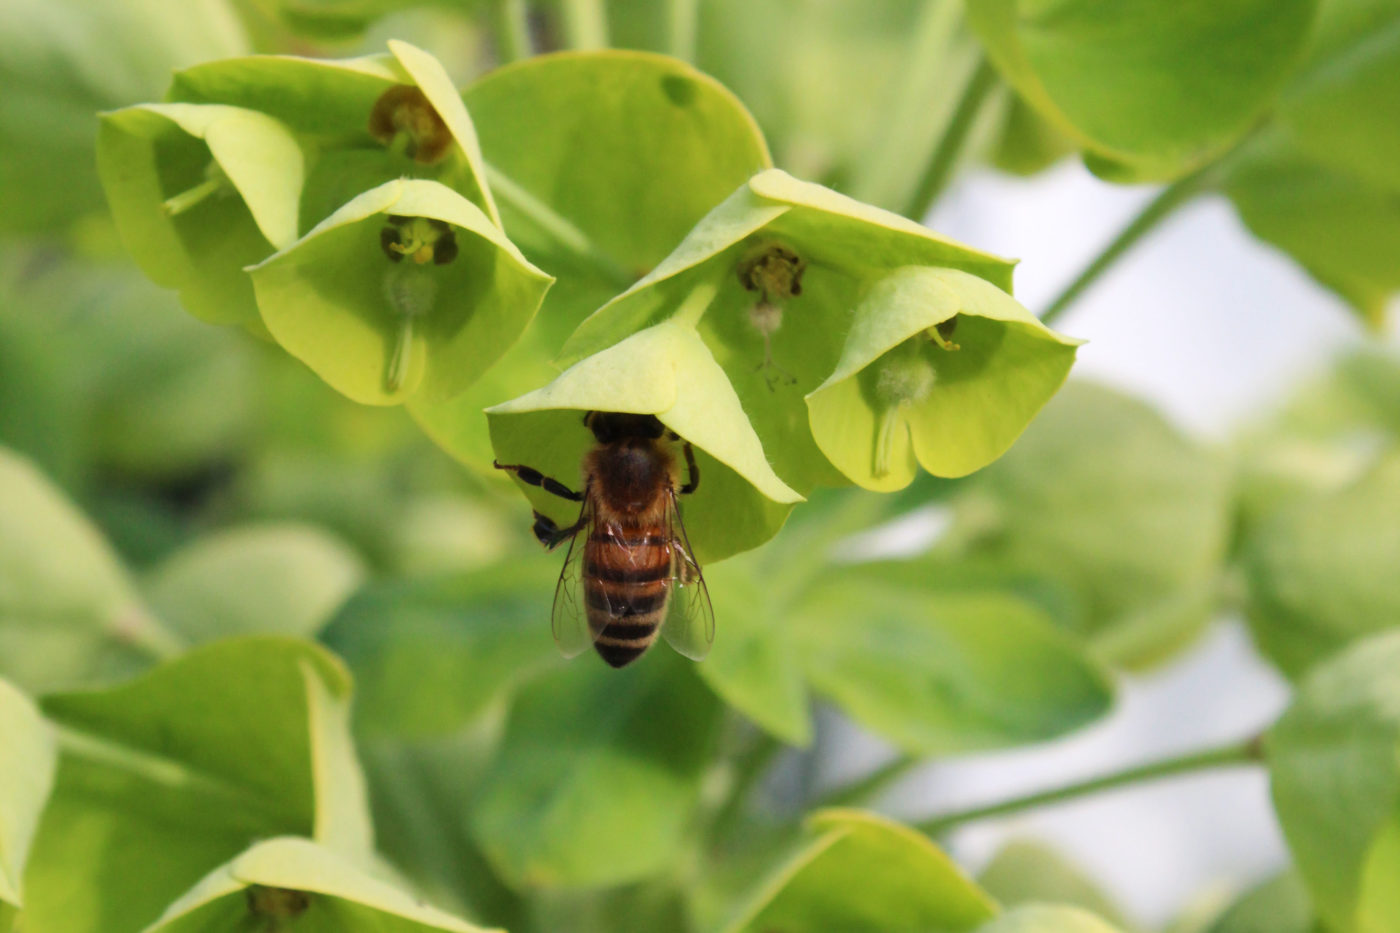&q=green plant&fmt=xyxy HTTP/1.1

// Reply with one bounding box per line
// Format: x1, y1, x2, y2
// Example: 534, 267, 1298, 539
2, 1, 1398, 931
